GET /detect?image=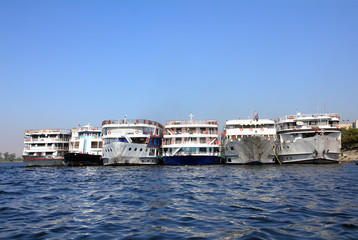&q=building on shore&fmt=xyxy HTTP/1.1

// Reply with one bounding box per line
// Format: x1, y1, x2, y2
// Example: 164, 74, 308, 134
340, 123, 353, 129
352, 120, 358, 129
